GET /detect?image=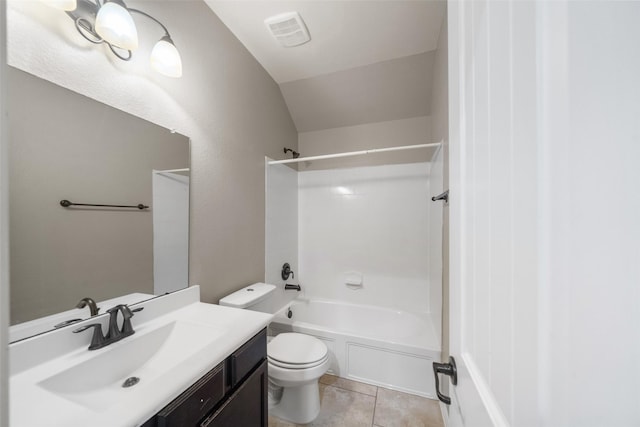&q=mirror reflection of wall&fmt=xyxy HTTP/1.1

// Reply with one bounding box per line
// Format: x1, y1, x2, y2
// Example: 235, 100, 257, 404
8, 67, 190, 326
